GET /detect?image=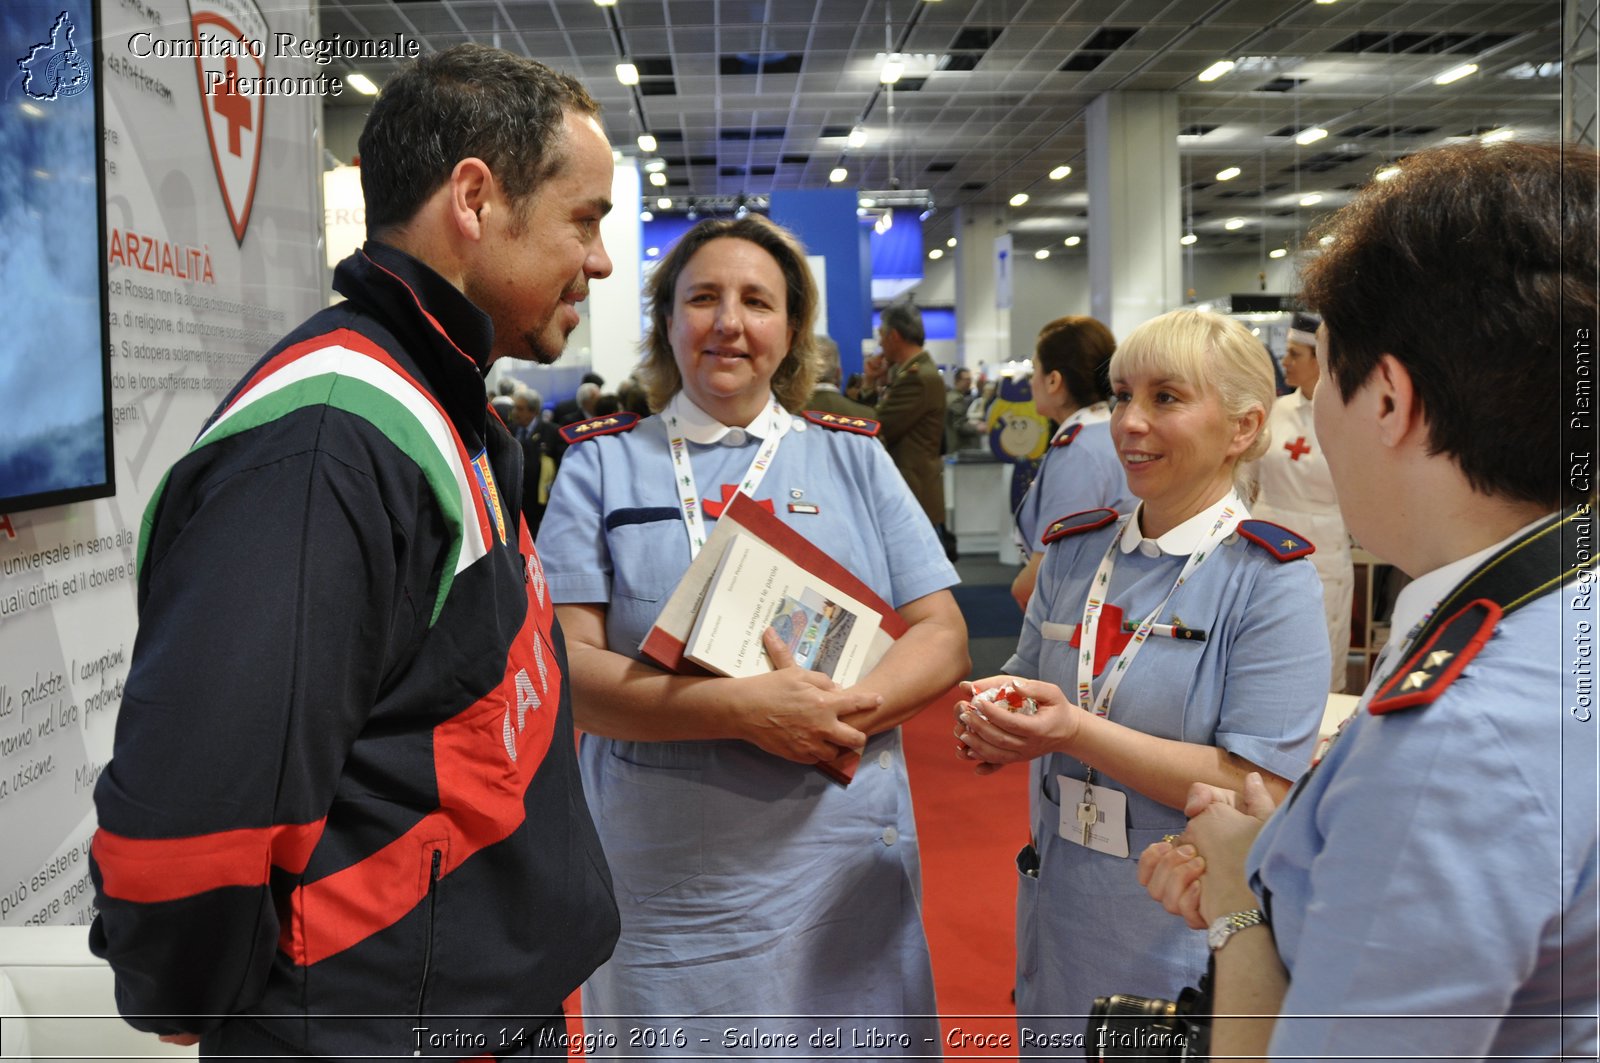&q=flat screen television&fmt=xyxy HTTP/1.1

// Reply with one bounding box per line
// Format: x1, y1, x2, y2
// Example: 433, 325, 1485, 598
1, 0, 114, 513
